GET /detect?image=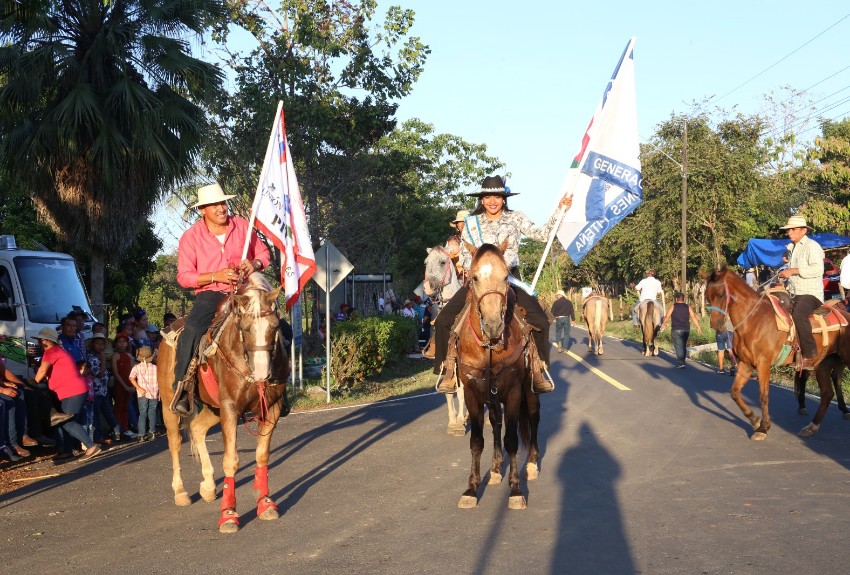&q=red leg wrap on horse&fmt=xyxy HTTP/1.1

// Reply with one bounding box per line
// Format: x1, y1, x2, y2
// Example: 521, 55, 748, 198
257, 496, 278, 516
220, 476, 237, 512
253, 465, 270, 501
